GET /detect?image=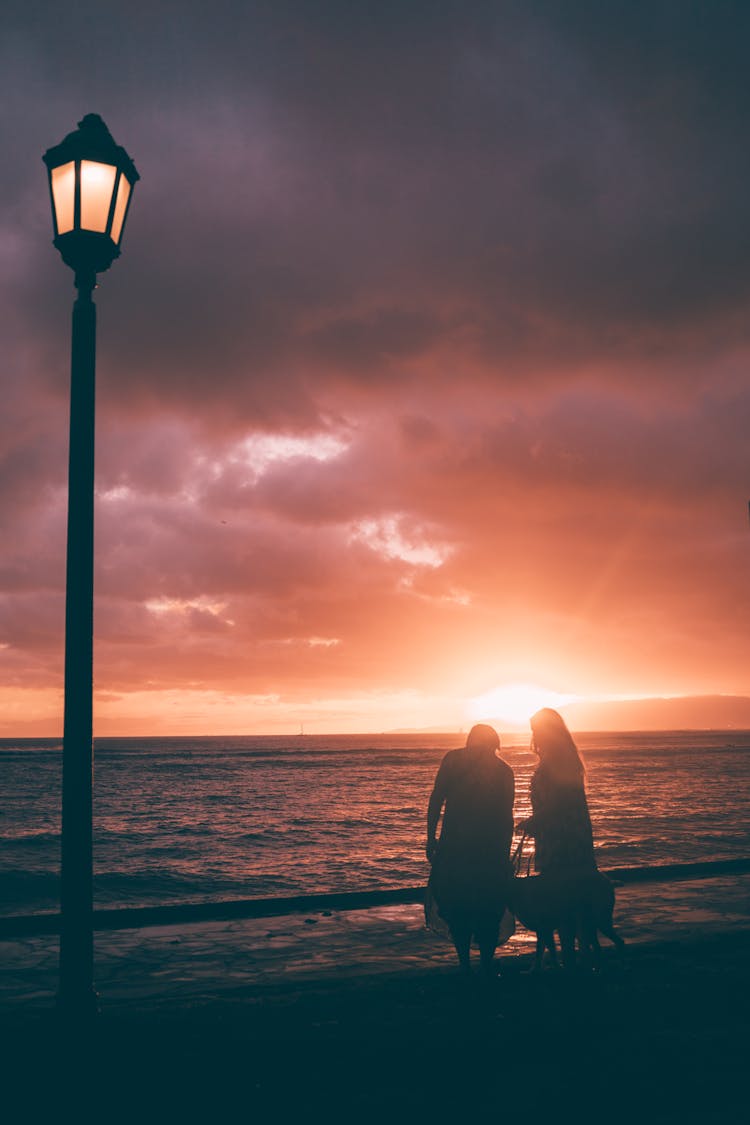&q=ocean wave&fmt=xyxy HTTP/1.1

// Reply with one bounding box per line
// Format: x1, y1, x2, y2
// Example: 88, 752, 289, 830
88, 868, 312, 908
0, 830, 60, 847
0, 870, 61, 915
0, 741, 61, 754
